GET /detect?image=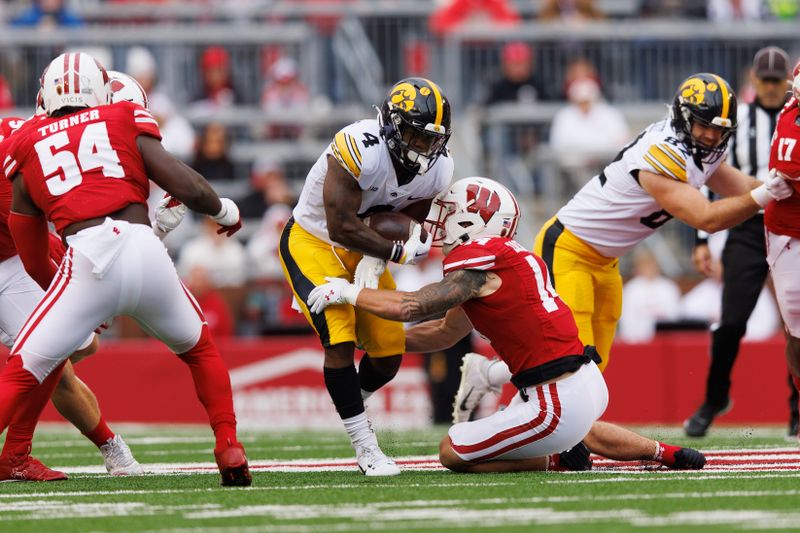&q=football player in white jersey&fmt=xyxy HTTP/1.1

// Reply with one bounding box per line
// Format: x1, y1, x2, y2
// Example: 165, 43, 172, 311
456, 73, 793, 468
279, 78, 454, 476
534, 73, 792, 372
